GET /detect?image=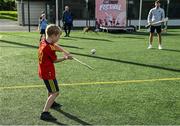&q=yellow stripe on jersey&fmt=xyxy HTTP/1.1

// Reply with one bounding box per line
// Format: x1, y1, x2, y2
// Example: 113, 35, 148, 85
49, 45, 56, 51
